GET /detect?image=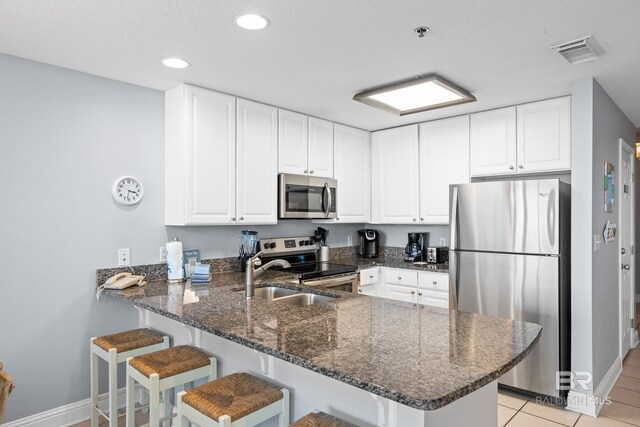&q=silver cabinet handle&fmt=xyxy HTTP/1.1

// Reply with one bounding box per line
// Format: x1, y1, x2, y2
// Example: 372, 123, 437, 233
369, 275, 374, 279
418, 292, 423, 296
622, 264, 631, 270
420, 217, 424, 221
336, 217, 340, 221
412, 218, 417, 222
304, 170, 308, 174
622, 248, 626, 255
231, 217, 236, 221
239, 217, 244, 221
358, 289, 362, 293
509, 165, 514, 170
398, 276, 402, 280
433, 281, 437, 285
518, 165, 523, 169
410, 290, 415, 295
310, 170, 315, 174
